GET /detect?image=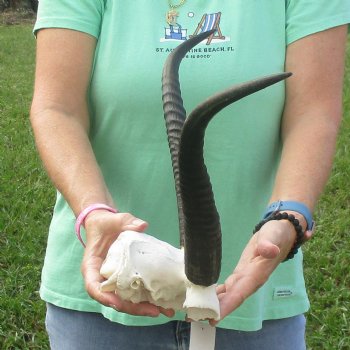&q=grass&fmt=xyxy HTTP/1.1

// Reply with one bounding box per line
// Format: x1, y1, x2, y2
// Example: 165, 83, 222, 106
303, 36, 350, 349
0, 23, 349, 349
0, 24, 53, 349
